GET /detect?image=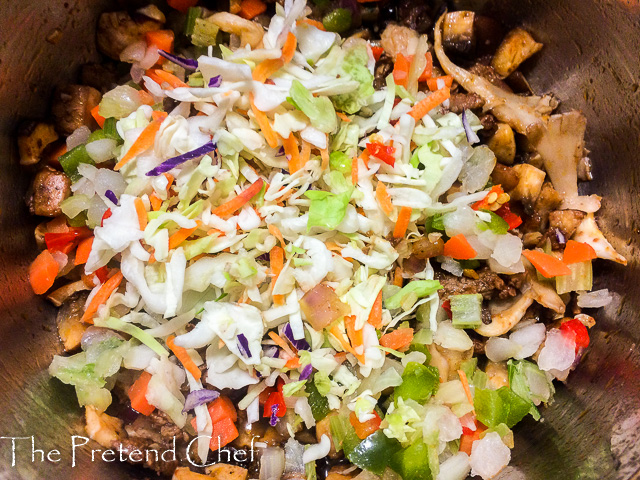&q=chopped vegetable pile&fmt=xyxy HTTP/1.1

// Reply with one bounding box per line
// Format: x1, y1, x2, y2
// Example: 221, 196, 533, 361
21, 1, 627, 479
